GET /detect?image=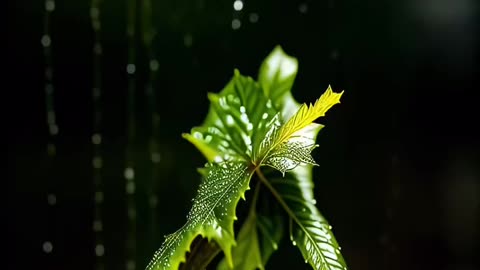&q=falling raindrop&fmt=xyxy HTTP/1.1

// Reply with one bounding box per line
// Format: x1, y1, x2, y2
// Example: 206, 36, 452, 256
47, 193, 56, 206
149, 59, 159, 71
331, 49, 339, 60
41, 35, 51, 47
126, 63, 136, 74
231, 19, 241, 30
126, 260, 136, 270
124, 167, 135, 180
183, 33, 193, 48
92, 156, 103, 169
95, 244, 105, 257
233, 0, 243, 11
299, 3, 308, 14
249, 13, 259, 23
151, 152, 161, 163
91, 133, 101, 145
93, 220, 103, 232
90, 0, 105, 269
45, 0, 55, 11
42, 241, 53, 253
